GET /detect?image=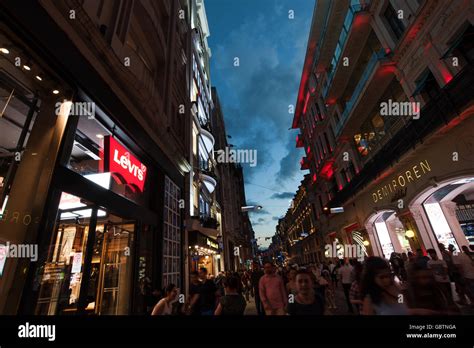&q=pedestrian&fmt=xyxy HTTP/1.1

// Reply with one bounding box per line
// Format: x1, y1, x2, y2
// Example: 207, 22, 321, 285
196, 267, 217, 315
415, 249, 430, 268
259, 262, 287, 315
329, 260, 338, 287
426, 248, 453, 304
453, 245, 474, 303
360, 257, 408, 315
250, 264, 264, 315
403, 261, 457, 314
389, 252, 402, 281
287, 270, 324, 315
214, 276, 247, 315
186, 271, 201, 315
349, 262, 363, 314
321, 266, 336, 309
286, 269, 298, 295
338, 259, 354, 313
151, 284, 178, 315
